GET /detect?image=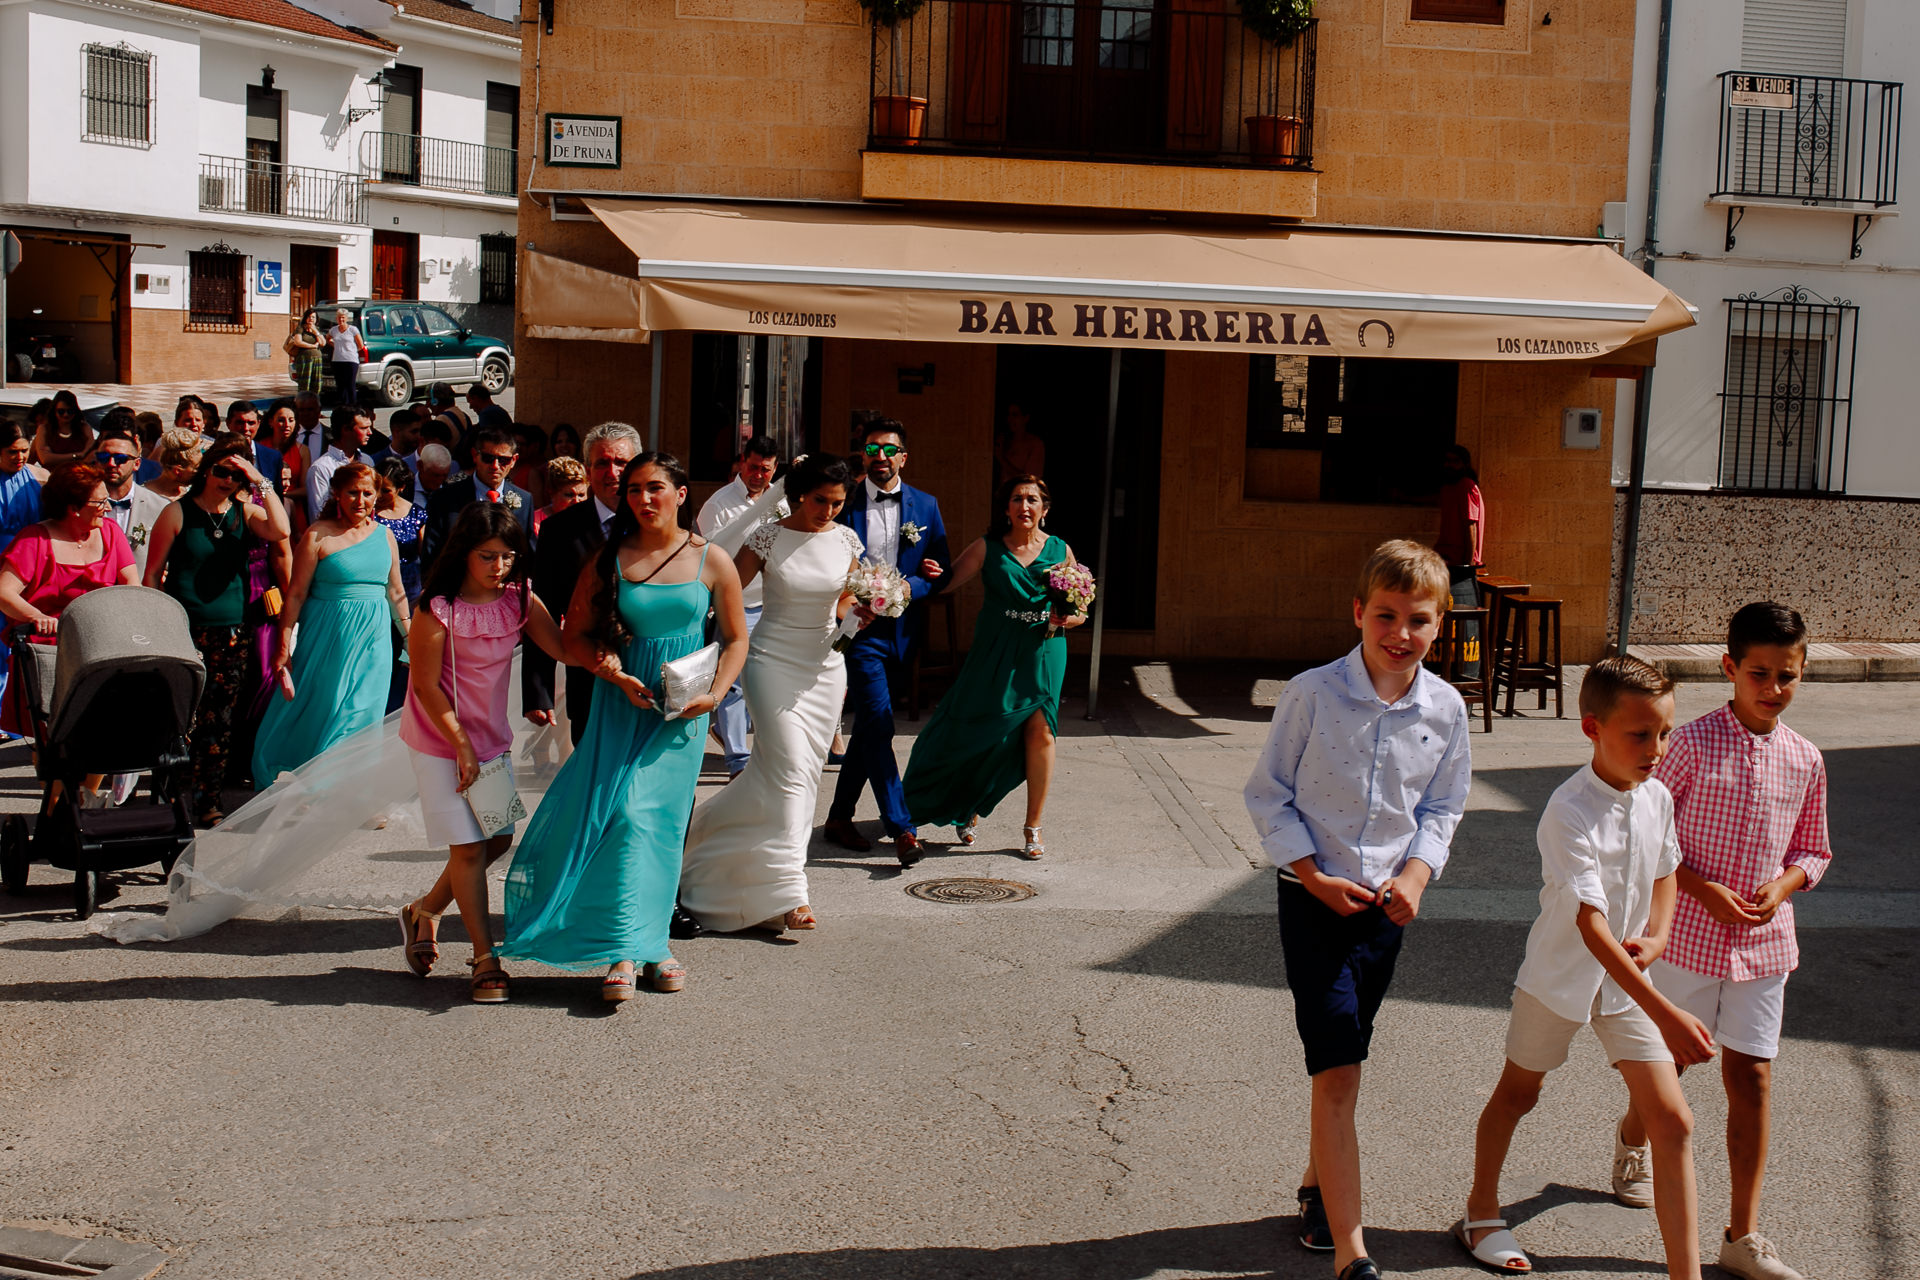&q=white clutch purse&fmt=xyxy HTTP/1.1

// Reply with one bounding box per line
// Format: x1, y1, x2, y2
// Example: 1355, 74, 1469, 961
463, 752, 527, 838
658, 642, 721, 719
